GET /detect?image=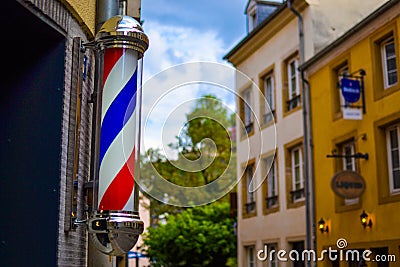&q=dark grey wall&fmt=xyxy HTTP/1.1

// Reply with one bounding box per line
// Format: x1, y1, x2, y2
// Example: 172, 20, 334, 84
0, 1, 65, 266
